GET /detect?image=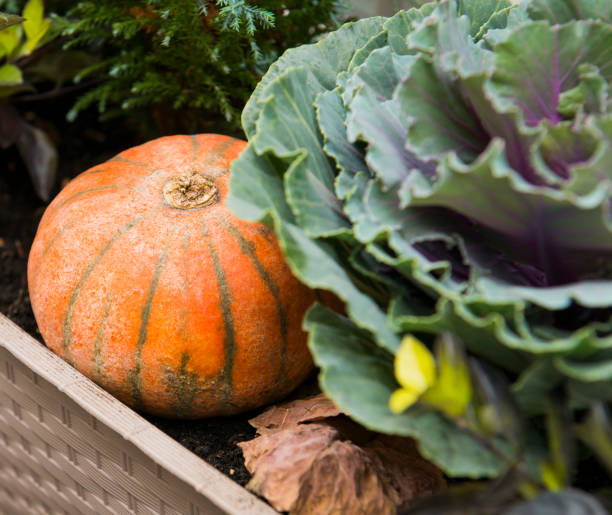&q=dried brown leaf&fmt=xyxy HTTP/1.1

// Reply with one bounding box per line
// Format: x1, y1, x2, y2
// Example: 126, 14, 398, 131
239, 395, 446, 514
239, 423, 340, 512
248, 393, 341, 435
294, 440, 397, 515
363, 436, 447, 512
